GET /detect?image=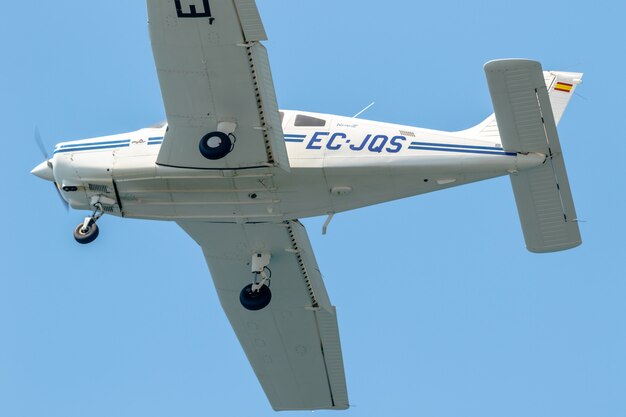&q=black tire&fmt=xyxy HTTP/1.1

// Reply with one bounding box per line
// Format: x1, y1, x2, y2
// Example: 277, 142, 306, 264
199, 132, 233, 160
74, 221, 99, 244
239, 283, 272, 311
